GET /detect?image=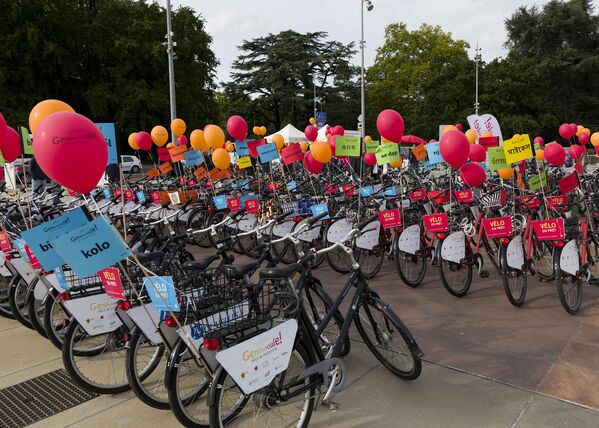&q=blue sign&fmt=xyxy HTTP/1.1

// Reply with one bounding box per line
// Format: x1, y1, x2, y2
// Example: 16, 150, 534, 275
96, 123, 118, 165
236, 140, 250, 157
359, 186, 374, 197
423, 161, 434, 171
257, 143, 279, 163
54, 266, 69, 290
90, 189, 98, 197
287, 181, 297, 191
384, 186, 397, 197
52, 217, 132, 278
316, 112, 327, 128
310, 203, 329, 220
184, 150, 204, 166
240, 194, 257, 205
426, 141, 443, 165
213, 195, 227, 210
103, 188, 111, 199
13, 239, 29, 261
21, 208, 90, 271
144, 276, 180, 311
136, 191, 146, 203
